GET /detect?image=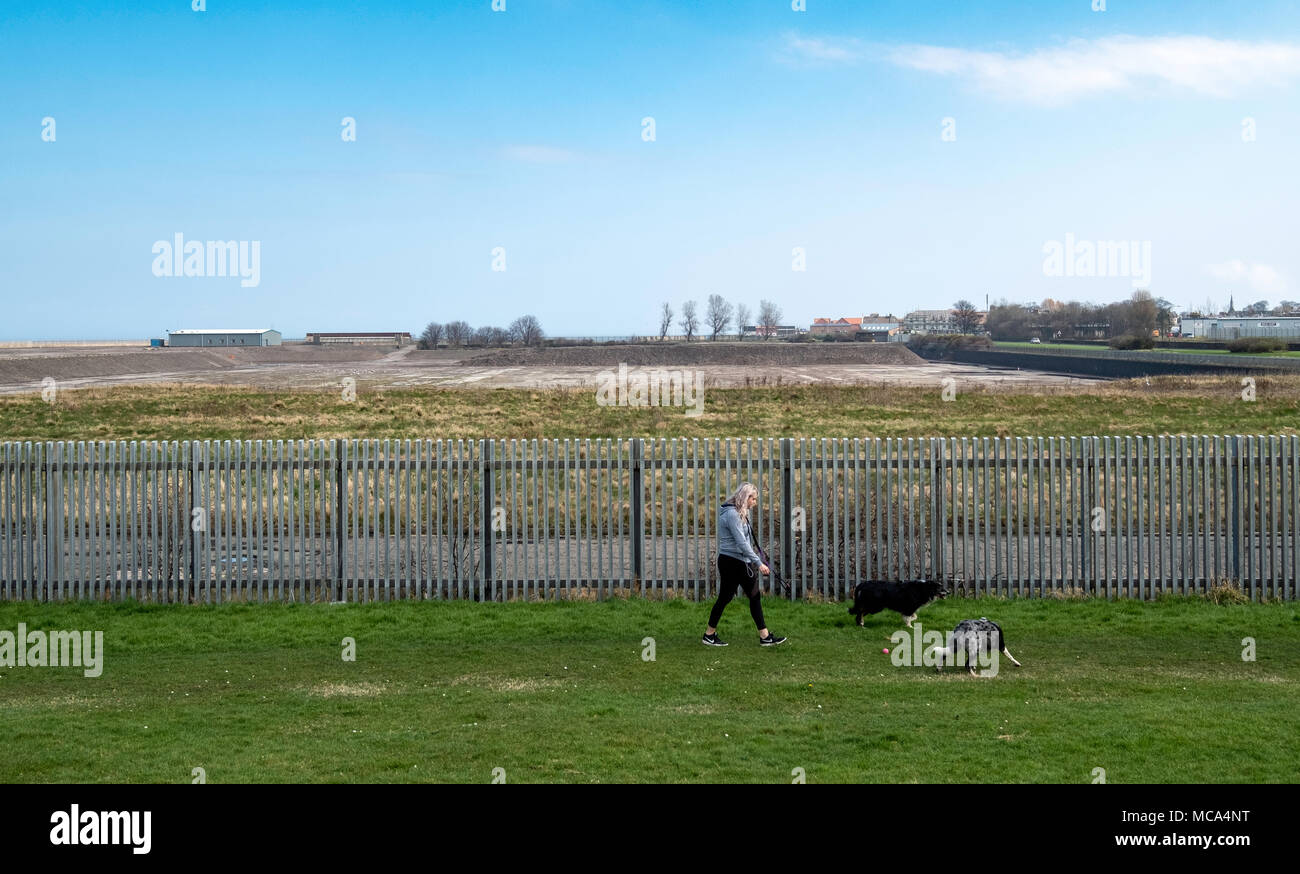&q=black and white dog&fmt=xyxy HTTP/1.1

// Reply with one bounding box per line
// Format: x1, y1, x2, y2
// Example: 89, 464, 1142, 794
848, 581, 947, 628
929, 618, 1022, 676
